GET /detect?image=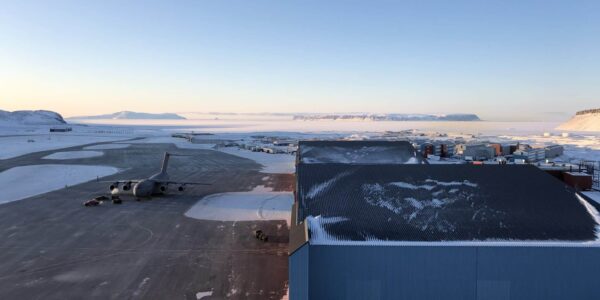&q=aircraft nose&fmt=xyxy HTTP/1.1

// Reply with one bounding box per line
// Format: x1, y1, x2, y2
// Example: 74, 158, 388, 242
132, 183, 140, 197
